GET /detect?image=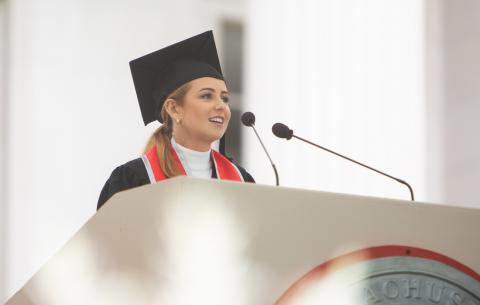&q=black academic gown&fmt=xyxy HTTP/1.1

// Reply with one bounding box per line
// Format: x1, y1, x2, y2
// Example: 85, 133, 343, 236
97, 157, 255, 210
